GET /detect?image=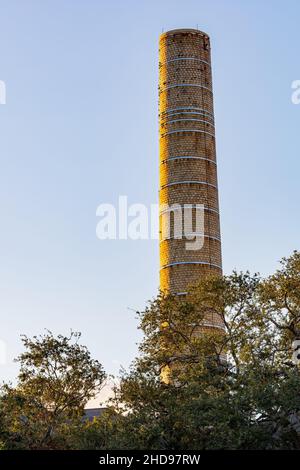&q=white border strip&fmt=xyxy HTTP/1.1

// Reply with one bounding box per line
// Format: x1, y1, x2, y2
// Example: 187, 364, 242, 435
160, 129, 215, 138
160, 57, 211, 66
160, 261, 222, 270
160, 180, 217, 190
160, 156, 216, 165
159, 83, 213, 93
